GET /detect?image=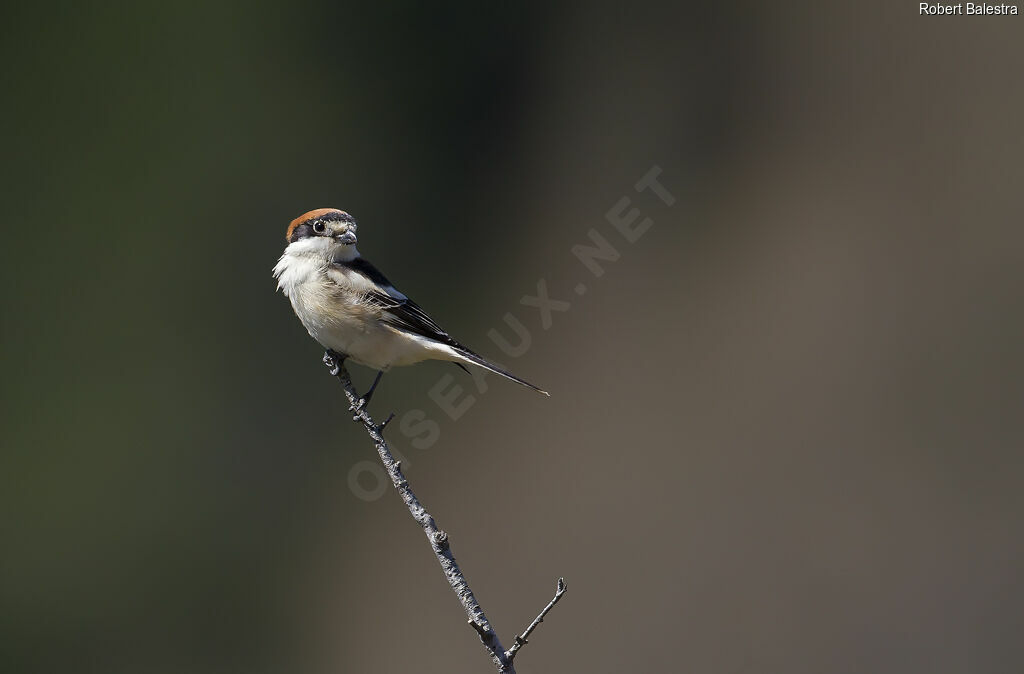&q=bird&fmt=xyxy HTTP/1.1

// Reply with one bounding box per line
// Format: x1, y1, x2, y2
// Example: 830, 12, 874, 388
273, 208, 549, 402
